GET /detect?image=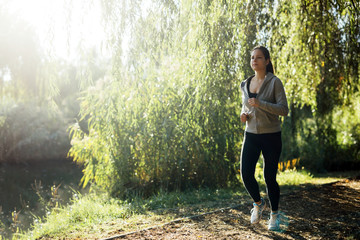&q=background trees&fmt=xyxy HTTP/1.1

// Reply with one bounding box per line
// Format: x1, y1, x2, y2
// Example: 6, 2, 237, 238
1, 0, 359, 196
68, 0, 359, 197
